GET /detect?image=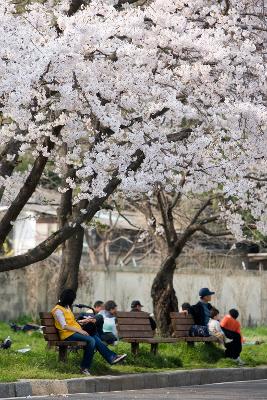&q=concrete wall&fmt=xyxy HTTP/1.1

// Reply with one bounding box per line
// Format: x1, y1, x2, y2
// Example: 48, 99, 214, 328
76, 267, 266, 326
0, 261, 266, 326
